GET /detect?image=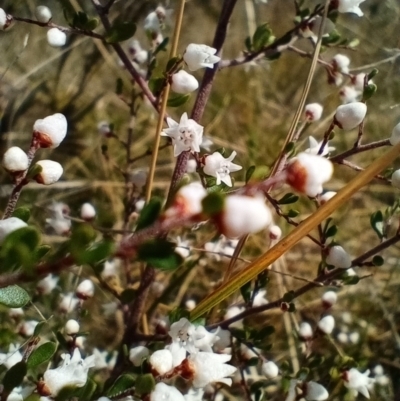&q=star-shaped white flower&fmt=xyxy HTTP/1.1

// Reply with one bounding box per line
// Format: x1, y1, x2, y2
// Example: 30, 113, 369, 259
203, 151, 242, 187
343, 368, 374, 398
338, 0, 365, 16
305, 136, 335, 156
183, 44, 221, 71
161, 113, 203, 156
